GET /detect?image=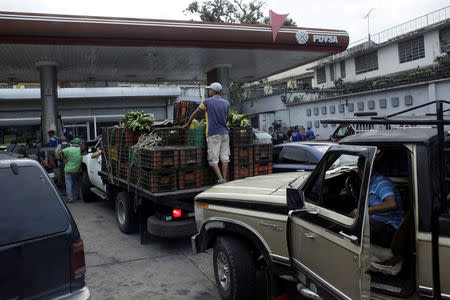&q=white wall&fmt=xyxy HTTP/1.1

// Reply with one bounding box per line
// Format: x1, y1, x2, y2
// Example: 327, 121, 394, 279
317, 29, 444, 89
